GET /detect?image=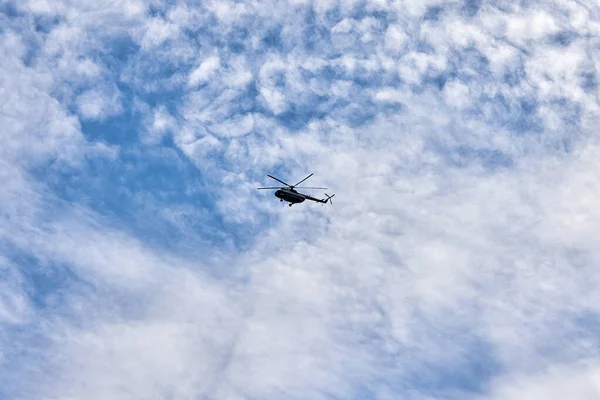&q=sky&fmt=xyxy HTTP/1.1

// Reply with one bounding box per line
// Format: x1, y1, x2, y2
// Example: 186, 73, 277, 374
1, 0, 600, 399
